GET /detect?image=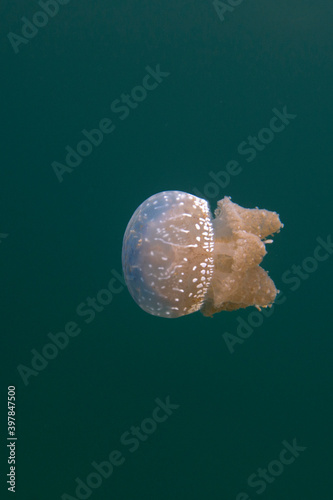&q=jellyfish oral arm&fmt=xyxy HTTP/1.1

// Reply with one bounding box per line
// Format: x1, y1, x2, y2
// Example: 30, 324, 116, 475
201, 197, 283, 317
